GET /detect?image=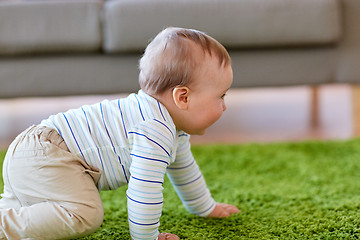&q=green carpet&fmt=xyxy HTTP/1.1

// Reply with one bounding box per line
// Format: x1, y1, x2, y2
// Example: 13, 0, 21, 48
1, 139, 360, 239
